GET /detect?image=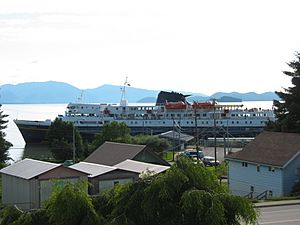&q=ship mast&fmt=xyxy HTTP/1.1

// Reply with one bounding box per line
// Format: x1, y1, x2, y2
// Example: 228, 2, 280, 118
120, 77, 130, 106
